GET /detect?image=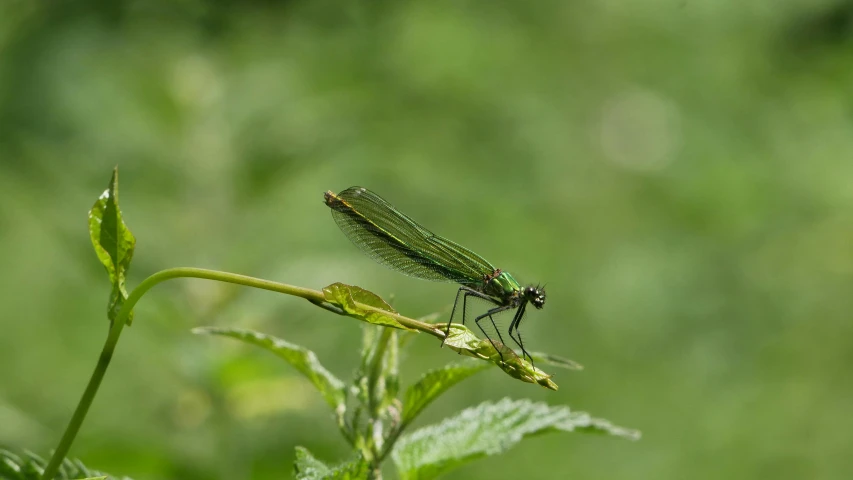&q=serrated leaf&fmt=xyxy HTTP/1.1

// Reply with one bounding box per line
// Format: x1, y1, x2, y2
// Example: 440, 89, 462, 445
88, 167, 136, 326
401, 360, 490, 426
293, 447, 370, 480
293, 447, 331, 479
442, 325, 558, 390
0, 449, 129, 480
392, 398, 640, 480
193, 327, 347, 411
0, 449, 25, 479
322, 283, 415, 332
